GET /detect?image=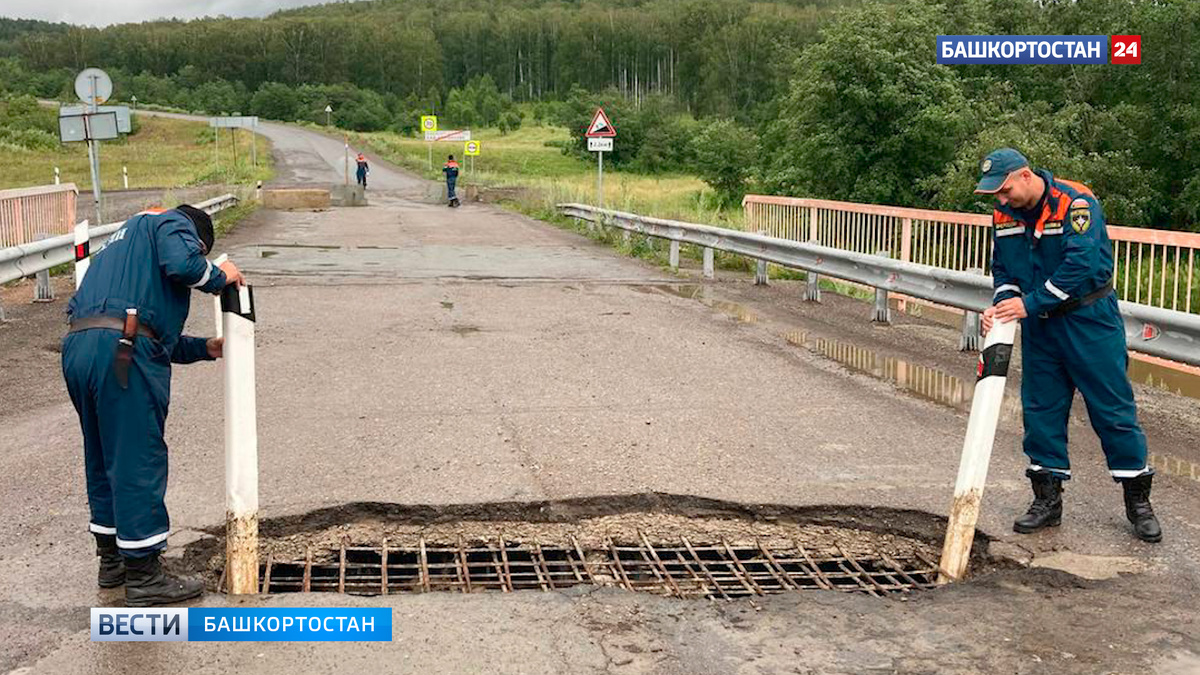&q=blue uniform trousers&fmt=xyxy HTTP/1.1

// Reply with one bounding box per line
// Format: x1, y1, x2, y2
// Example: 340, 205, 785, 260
62, 328, 172, 557
1020, 294, 1148, 480
446, 177, 457, 201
